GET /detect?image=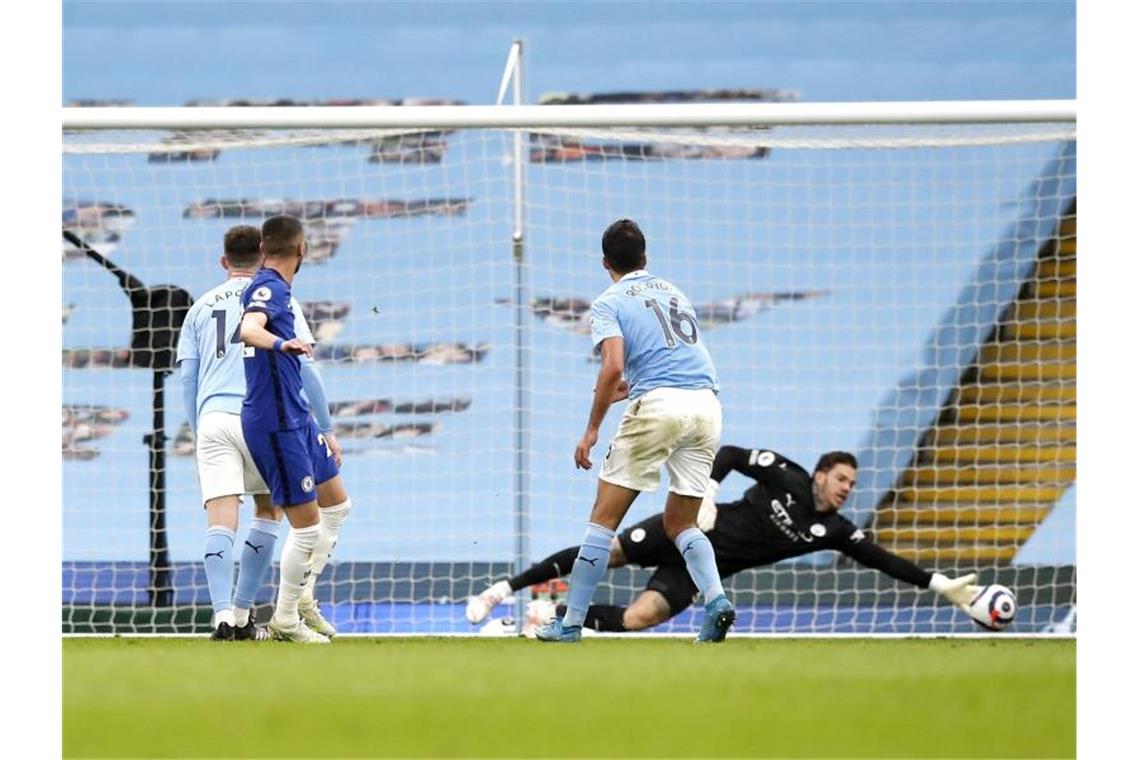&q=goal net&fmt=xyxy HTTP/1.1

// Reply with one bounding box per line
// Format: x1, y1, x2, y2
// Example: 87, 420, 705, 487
62, 110, 1076, 635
